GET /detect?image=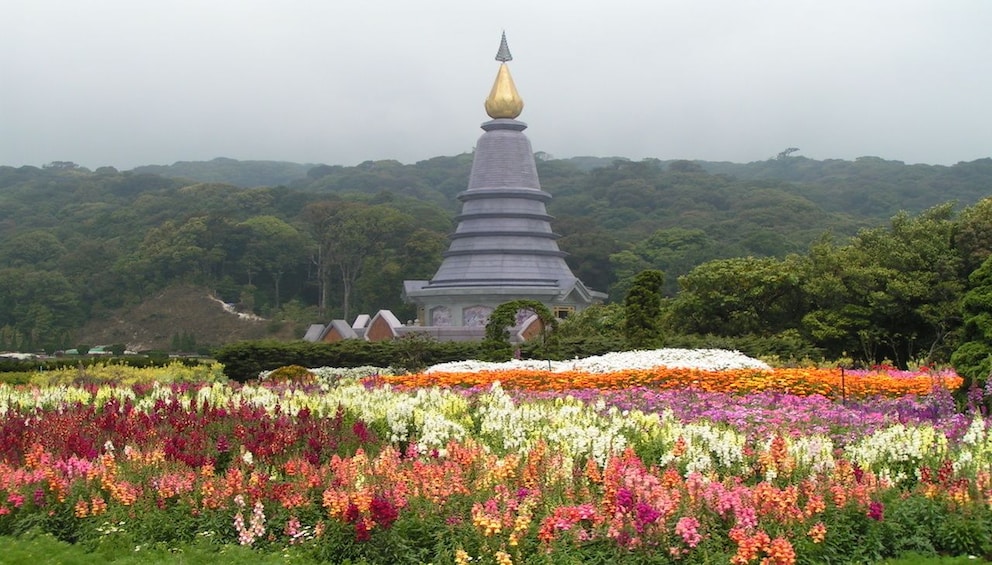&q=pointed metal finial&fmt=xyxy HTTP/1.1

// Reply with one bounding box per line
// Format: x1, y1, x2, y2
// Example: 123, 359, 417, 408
495, 31, 512, 62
